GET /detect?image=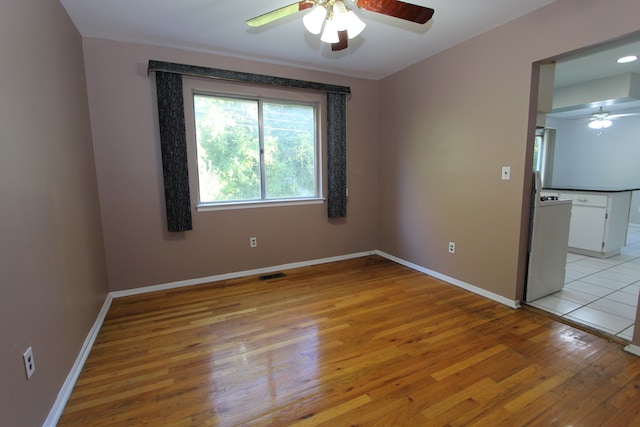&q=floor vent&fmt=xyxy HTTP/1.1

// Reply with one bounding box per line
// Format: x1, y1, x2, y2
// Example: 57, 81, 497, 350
259, 272, 286, 281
